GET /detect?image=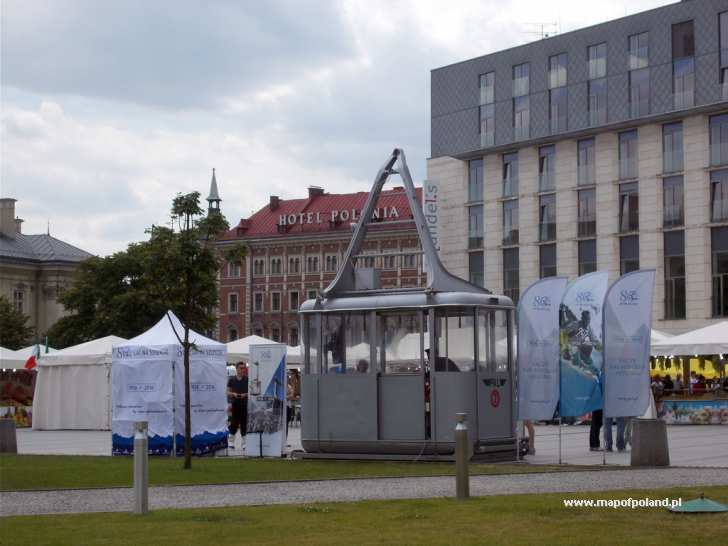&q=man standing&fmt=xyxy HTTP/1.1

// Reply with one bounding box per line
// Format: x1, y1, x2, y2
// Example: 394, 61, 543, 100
589, 408, 603, 451
227, 362, 248, 449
